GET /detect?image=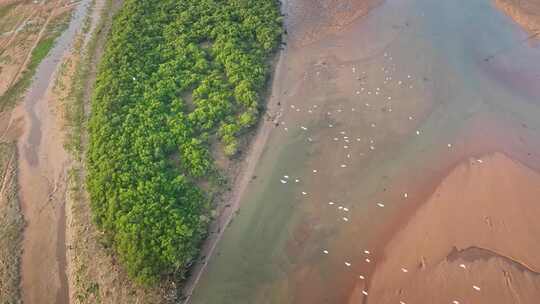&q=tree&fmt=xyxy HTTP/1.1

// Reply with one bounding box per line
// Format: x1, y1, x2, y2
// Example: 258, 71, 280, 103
87, 0, 282, 285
